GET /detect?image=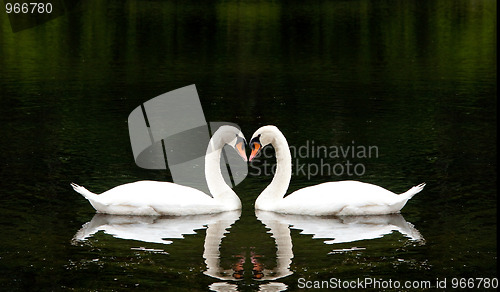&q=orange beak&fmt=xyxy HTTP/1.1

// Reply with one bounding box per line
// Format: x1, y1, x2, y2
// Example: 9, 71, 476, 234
249, 143, 261, 161
236, 142, 248, 161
